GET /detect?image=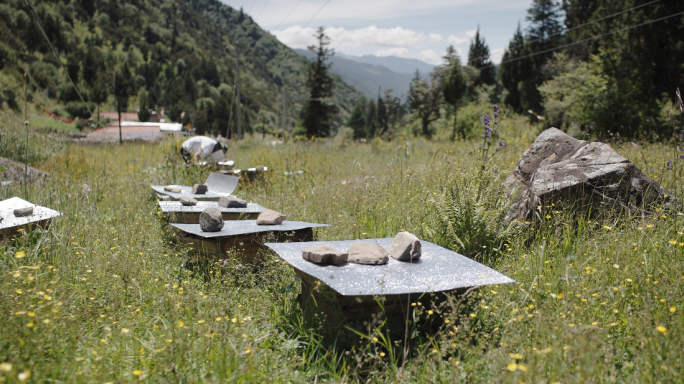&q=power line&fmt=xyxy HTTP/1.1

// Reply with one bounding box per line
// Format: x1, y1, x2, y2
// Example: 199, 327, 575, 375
272, 0, 303, 31
256, 0, 271, 20
448, 8, 684, 77
247, 0, 258, 14
492, 9, 684, 70
285, 0, 333, 45
511, 0, 662, 50
23, 0, 93, 116
466, 0, 663, 69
